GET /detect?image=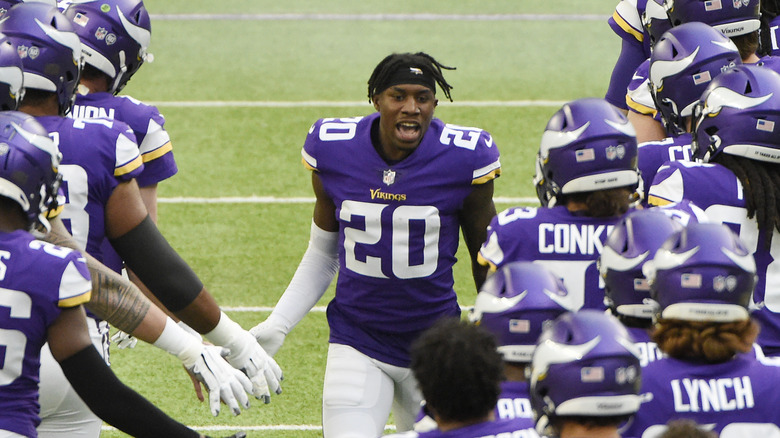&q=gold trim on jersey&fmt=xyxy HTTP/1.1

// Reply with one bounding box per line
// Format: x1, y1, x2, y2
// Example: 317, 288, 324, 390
472, 168, 501, 185
45, 204, 64, 219
612, 10, 644, 42
647, 195, 673, 206
141, 141, 173, 163
626, 96, 657, 116
114, 155, 144, 177
477, 252, 498, 272
301, 157, 318, 172
59, 290, 91, 308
